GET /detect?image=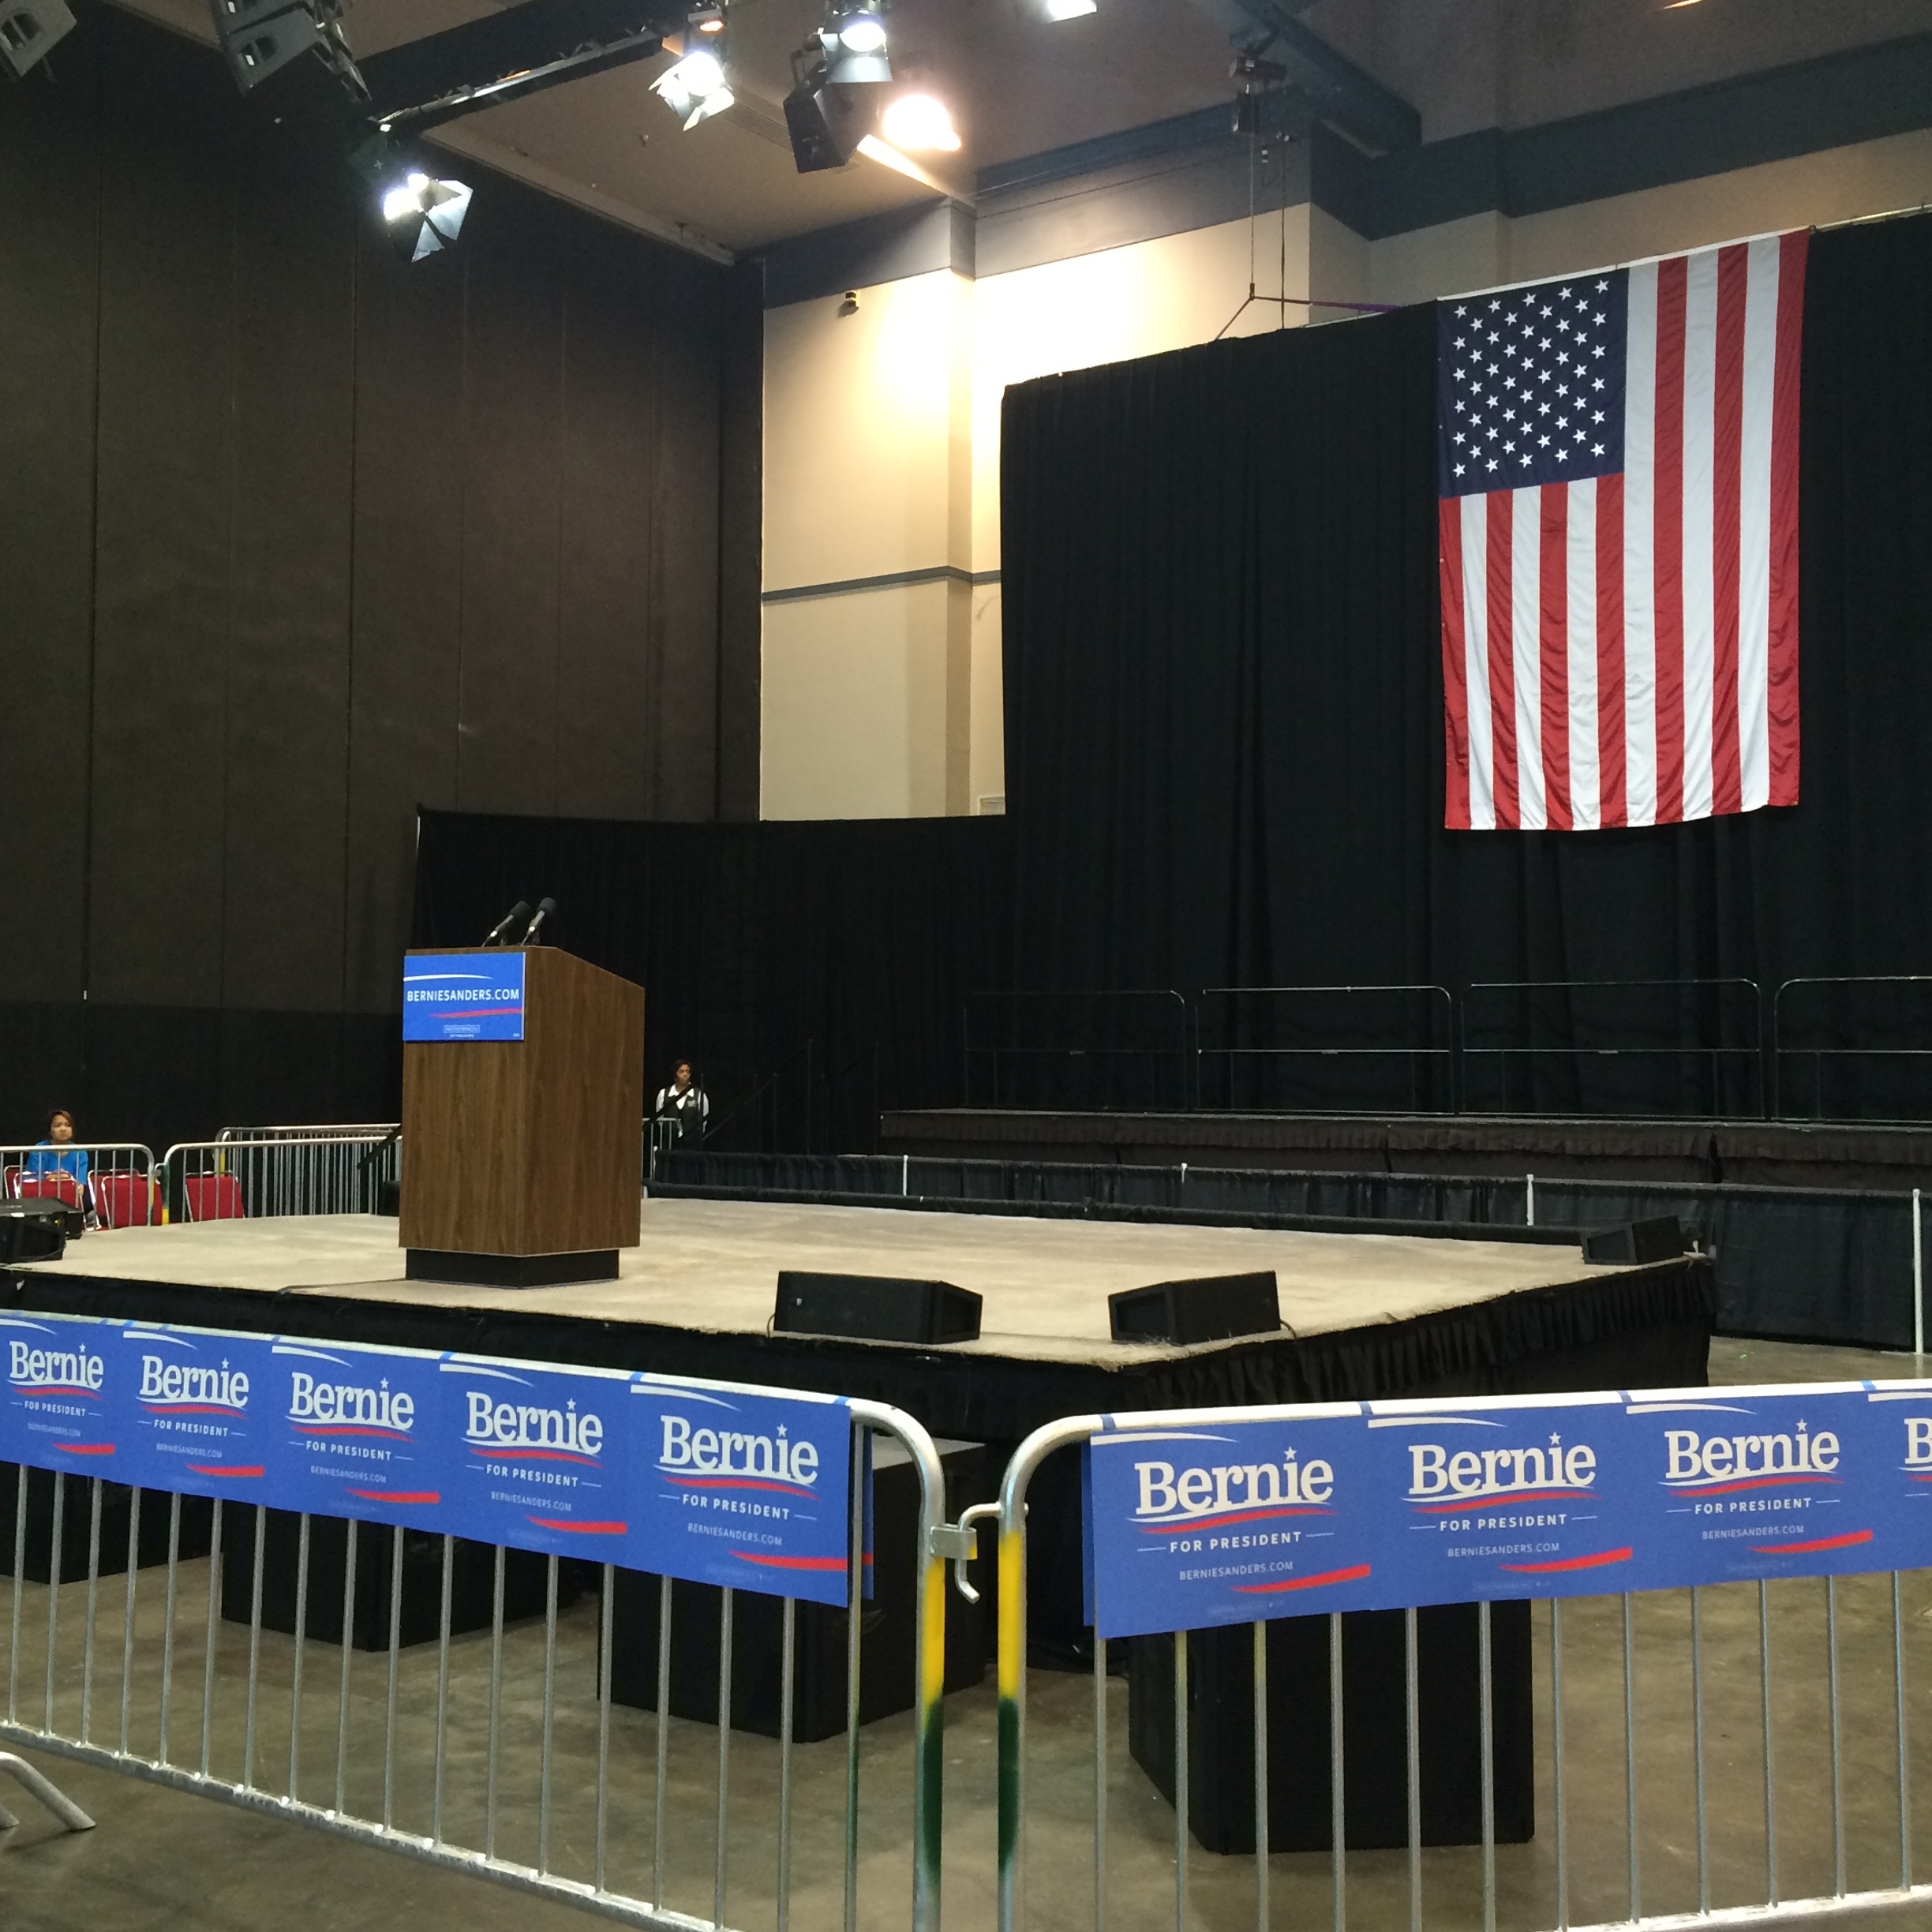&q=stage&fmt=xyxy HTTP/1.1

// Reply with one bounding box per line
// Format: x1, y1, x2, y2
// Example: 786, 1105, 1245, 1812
4, 1198, 1712, 1443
